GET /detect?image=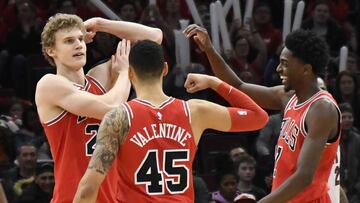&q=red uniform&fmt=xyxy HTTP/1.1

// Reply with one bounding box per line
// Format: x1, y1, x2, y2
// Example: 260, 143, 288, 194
117, 97, 197, 202
272, 90, 340, 203
42, 76, 118, 203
